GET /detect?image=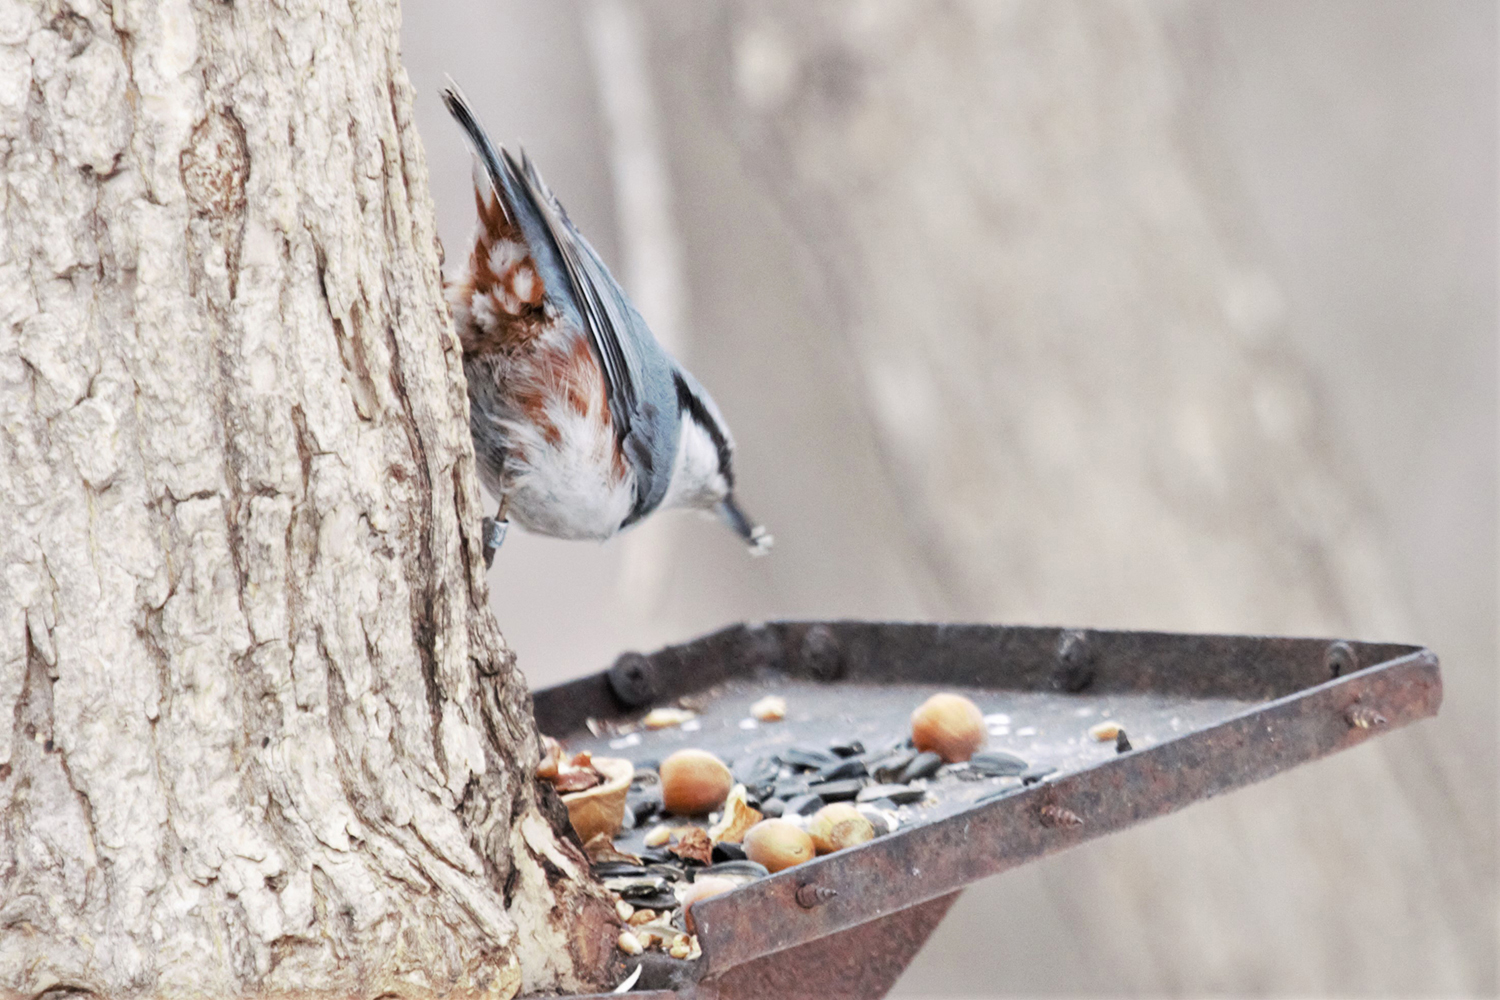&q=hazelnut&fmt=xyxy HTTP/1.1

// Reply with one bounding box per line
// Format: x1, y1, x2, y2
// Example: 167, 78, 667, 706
911, 692, 987, 763
643, 707, 696, 730
1088, 721, 1122, 741
660, 749, 733, 815
551, 768, 600, 794
750, 695, 786, 722
559, 756, 633, 843
806, 802, 875, 855
680, 875, 736, 933
707, 784, 763, 843
742, 819, 815, 873
617, 930, 643, 956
